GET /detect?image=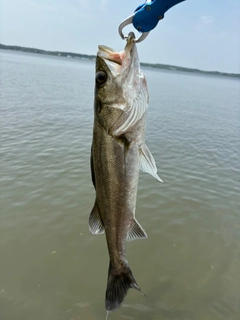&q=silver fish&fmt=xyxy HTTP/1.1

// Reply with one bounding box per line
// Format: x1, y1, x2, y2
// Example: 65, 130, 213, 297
89, 32, 162, 313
